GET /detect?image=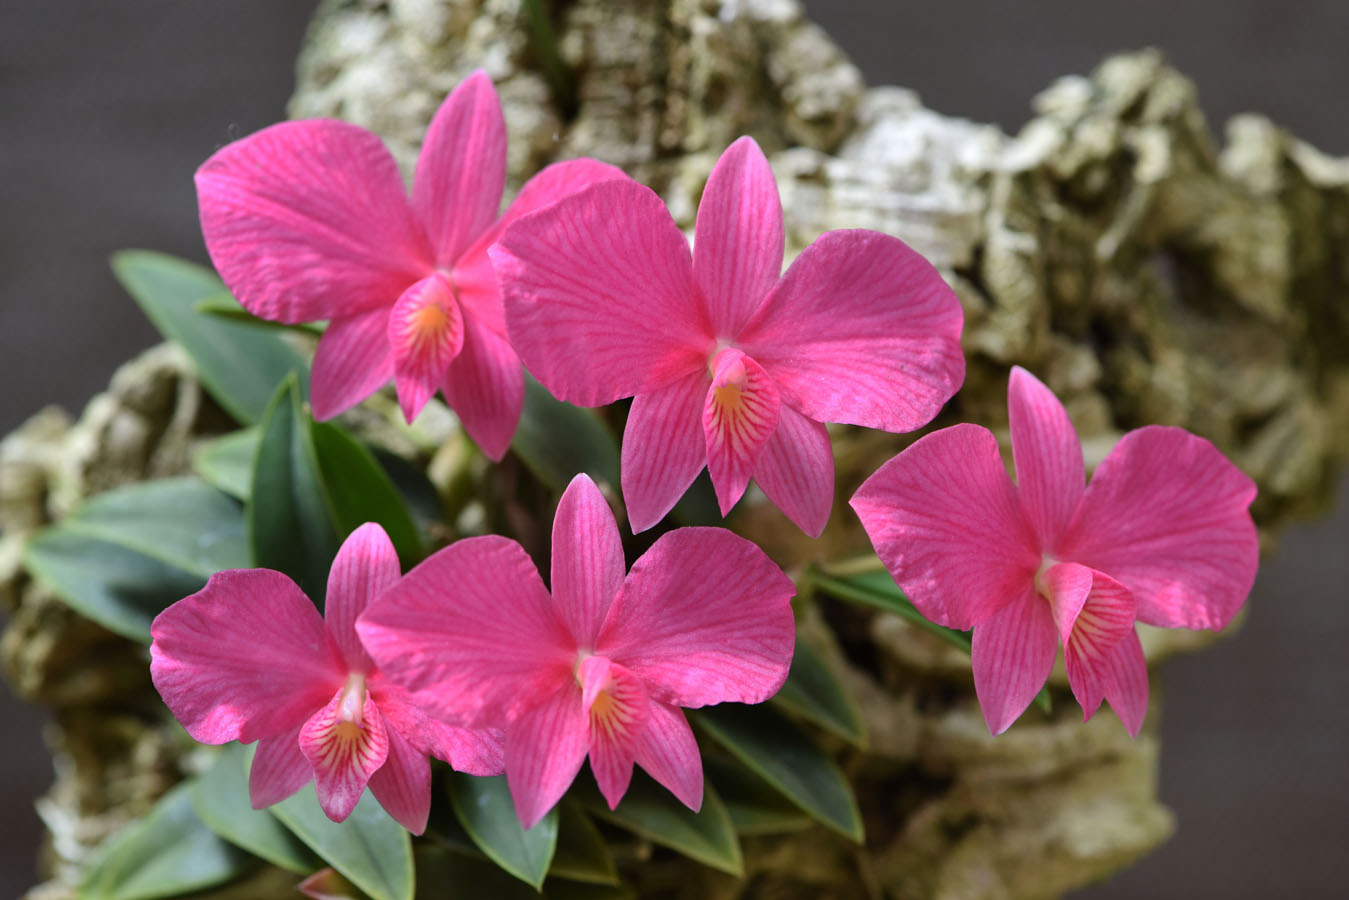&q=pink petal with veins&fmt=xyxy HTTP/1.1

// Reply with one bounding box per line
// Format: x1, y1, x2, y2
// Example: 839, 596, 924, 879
971, 588, 1057, 735
300, 691, 390, 823
249, 723, 310, 808
357, 536, 573, 728
311, 308, 395, 422
703, 348, 780, 516
412, 71, 507, 265
440, 313, 524, 462
324, 523, 400, 673
505, 680, 591, 829
580, 656, 650, 809
552, 476, 626, 648
632, 701, 703, 811
739, 229, 964, 432
196, 119, 429, 324
370, 674, 505, 776
752, 405, 833, 538
493, 178, 711, 407
851, 424, 1039, 631
1008, 367, 1084, 550
597, 528, 796, 708
150, 569, 344, 744
1101, 630, 1150, 737
388, 273, 464, 422
1060, 425, 1258, 630
693, 137, 784, 336
621, 372, 709, 533
368, 725, 432, 834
